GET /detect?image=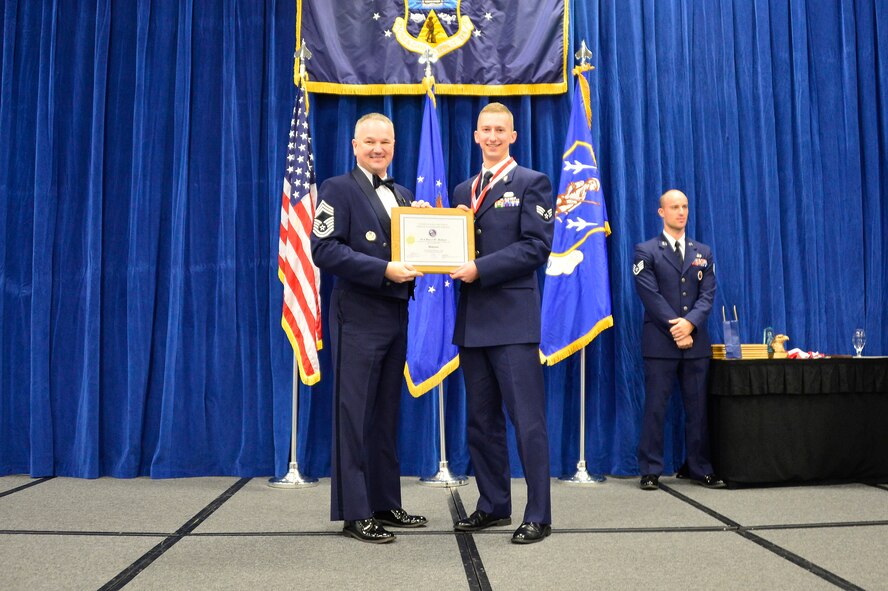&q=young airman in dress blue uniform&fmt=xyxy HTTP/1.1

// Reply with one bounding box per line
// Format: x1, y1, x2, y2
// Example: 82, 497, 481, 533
449, 103, 555, 544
